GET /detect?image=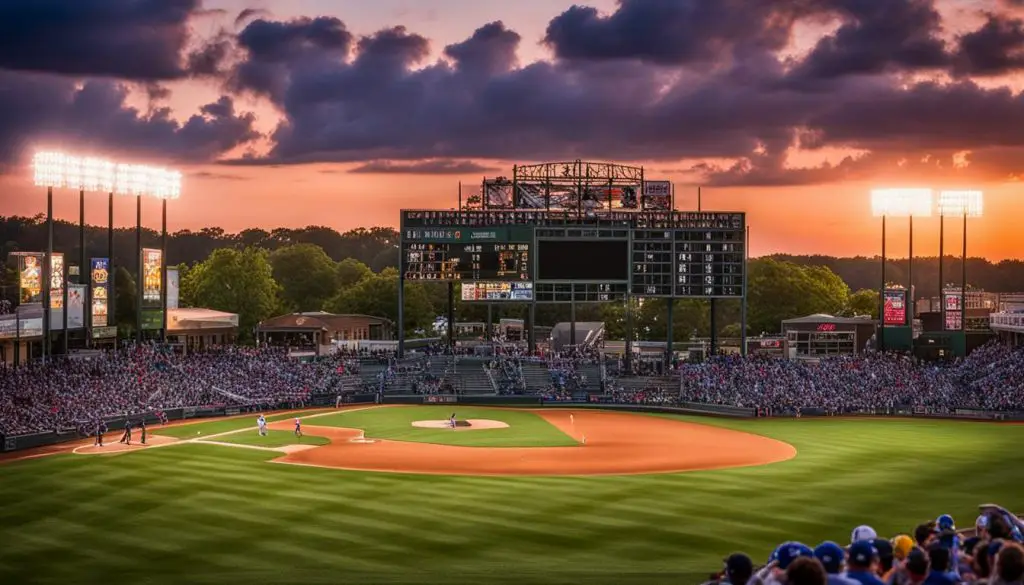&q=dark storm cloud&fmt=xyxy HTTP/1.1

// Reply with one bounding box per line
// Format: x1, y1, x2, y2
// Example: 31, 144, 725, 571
0, 0, 200, 80
0, 71, 260, 169
952, 13, 1024, 76
230, 16, 354, 101
348, 160, 498, 174
542, 0, 804, 65
785, 0, 950, 83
